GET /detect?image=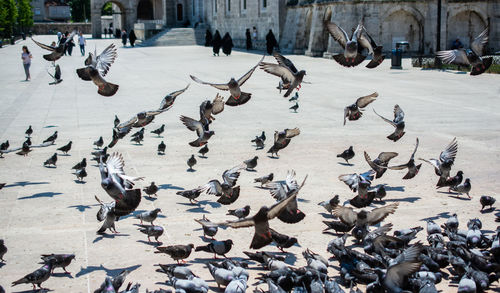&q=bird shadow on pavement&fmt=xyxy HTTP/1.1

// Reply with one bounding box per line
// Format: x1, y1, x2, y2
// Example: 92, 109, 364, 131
267, 156, 279, 159
480, 208, 495, 214
198, 155, 207, 159
318, 212, 335, 219
18, 192, 63, 200
67, 204, 94, 212
337, 162, 353, 166
385, 196, 421, 203
52, 272, 74, 279
0, 263, 5, 269
44, 125, 58, 128
59, 153, 71, 157
420, 212, 451, 221
144, 196, 158, 202
186, 206, 210, 213
73, 180, 86, 184
75, 264, 141, 278
446, 195, 471, 201
137, 239, 162, 246
198, 235, 215, 243
158, 184, 184, 190
93, 233, 130, 243
298, 198, 310, 203
245, 169, 257, 172
4, 181, 49, 188
383, 185, 405, 192
43, 165, 57, 169
13, 290, 53, 293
